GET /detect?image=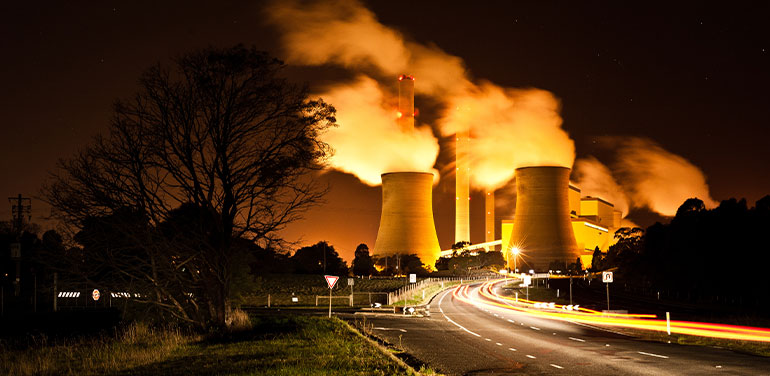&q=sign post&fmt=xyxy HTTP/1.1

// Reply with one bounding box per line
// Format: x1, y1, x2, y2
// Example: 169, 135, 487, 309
324, 275, 339, 318
523, 275, 531, 300
602, 271, 613, 311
